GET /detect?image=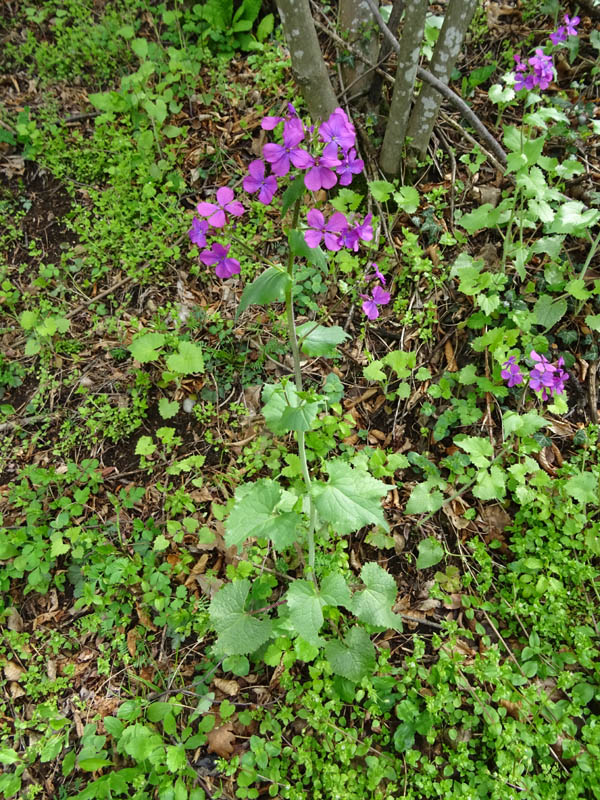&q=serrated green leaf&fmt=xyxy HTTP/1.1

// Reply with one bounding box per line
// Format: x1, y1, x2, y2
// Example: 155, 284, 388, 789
350, 562, 402, 630
405, 482, 444, 515
384, 350, 416, 379
458, 204, 500, 234
368, 179, 394, 202
286, 580, 325, 646
416, 537, 444, 569
364, 360, 386, 381
393, 186, 419, 214
296, 323, 348, 357
502, 410, 547, 437
549, 201, 600, 235
131, 37, 148, 59
225, 479, 301, 552
128, 332, 166, 363
209, 580, 273, 655
237, 267, 290, 317
324, 626, 375, 682
310, 459, 389, 534
320, 573, 352, 608
159, 398, 179, 419
533, 294, 568, 331
165, 341, 204, 374
262, 382, 321, 435
565, 471, 598, 505
454, 435, 493, 468
166, 744, 187, 773
135, 436, 156, 457
585, 314, 600, 332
